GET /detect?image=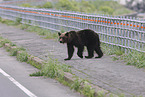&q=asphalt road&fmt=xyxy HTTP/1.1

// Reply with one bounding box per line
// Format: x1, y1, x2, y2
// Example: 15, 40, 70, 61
0, 23, 145, 96
0, 47, 82, 97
